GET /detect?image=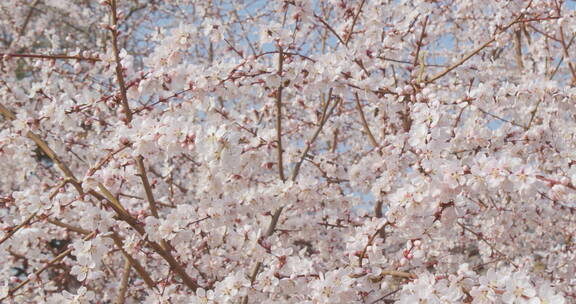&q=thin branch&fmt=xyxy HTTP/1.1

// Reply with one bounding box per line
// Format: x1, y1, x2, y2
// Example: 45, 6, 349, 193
475, 106, 525, 129
331, 128, 338, 152
427, 2, 533, 83
0, 52, 100, 62
314, 14, 346, 46
379, 270, 416, 279
344, 0, 367, 45
291, 88, 339, 181
14, 0, 41, 44
0, 103, 16, 120
135, 155, 170, 251
275, 47, 286, 182
97, 184, 200, 292
526, 98, 542, 130
266, 207, 284, 237
109, 0, 132, 123
0, 212, 37, 246
413, 15, 429, 67
242, 205, 285, 304
1, 232, 97, 301
99, 183, 130, 215
370, 288, 402, 304
374, 200, 384, 218
242, 261, 262, 304
0, 103, 197, 292
115, 258, 131, 304
350, 269, 416, 280
48, 218, 91, 235
135, 156, 159, 218
354, 92, 379, 147
48, 217, 157, 291
457, 222, 519, 268
86, 144, 130, 177
1, 103, 84, 194
110, 232, 157, 289
359, 222, 389, 267
514, 28, 524, 69
0, 148, 80, 246
558, 25, 576, 83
